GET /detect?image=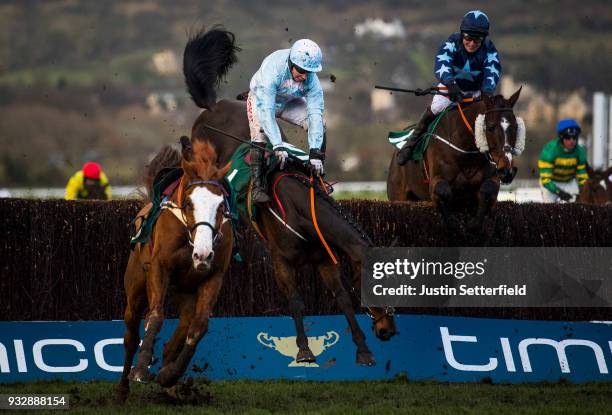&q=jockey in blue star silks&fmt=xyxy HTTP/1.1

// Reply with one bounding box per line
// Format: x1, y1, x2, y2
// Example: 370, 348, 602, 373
247, 39, 325, 204
397, 10, 503, 165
